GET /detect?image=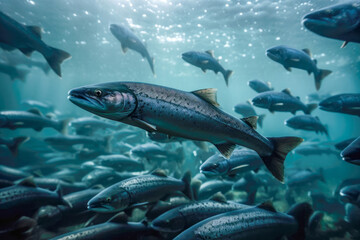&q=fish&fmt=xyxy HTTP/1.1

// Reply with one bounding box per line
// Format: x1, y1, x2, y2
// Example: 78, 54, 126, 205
340, 136, 360, 166
0, 136, 29, 156
340, 184, 360, 207
284, 115, 328, 136
292, 144, 338, 156
0, 177, 70, 220
173, 201, 313, 240
82, 154, 144, 172
252, 88, 318, 115
0, 164, 31, 181
130, 143, 184, 164
0, 109, 69, 134
308, 211, 325, 235
182, 50, 233, 86
1, 49, 50, 74
68, 81, 304, 182
110, 24, 155, 75
344, 203, 360, 229
21, 100, 55, 113
308, 191, 345, 216
0, 61, 29, 81
49, 213, 161, 240
87, 170, 192, 212
70, 117, 120, 135
200, 148, 263, 177
233, 101, 266, 128
232, 172, 262, 204
0, 11, 71, 77
306, 92, 333, 103
266, 45, 332, 90
198, 180, 234, 200
248, 79, 274, 93
287, 169, 325, 188
302, 2, 360, 48
319, 93, 360, 117
44, 135, 112, 153
151, 192, 250, 234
